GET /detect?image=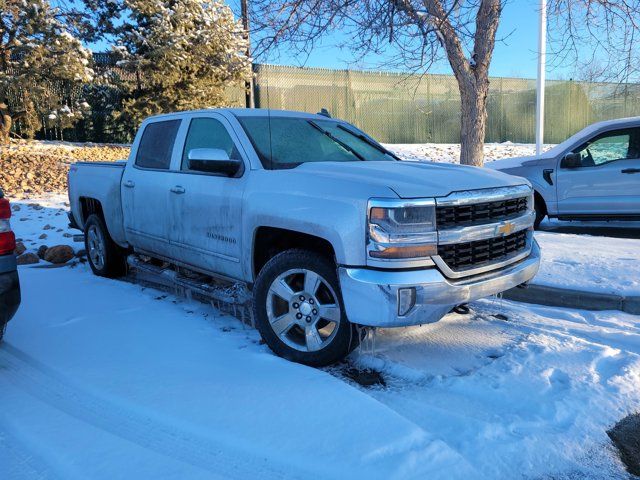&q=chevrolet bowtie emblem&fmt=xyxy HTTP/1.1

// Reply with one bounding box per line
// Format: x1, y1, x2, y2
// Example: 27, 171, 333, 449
496, 221, 515, 236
